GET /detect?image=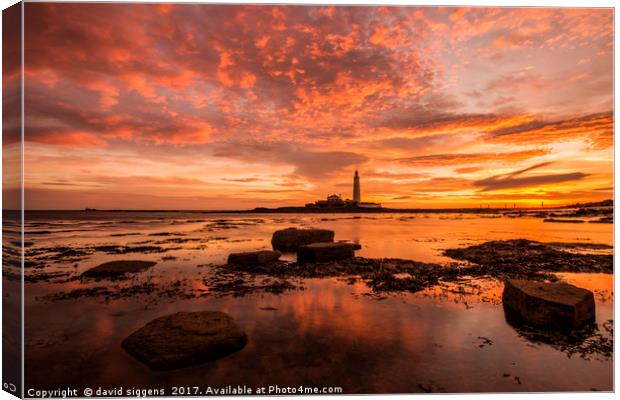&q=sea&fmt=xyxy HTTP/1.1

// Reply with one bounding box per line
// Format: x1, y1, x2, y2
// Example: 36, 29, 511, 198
5, 210, 614, 393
